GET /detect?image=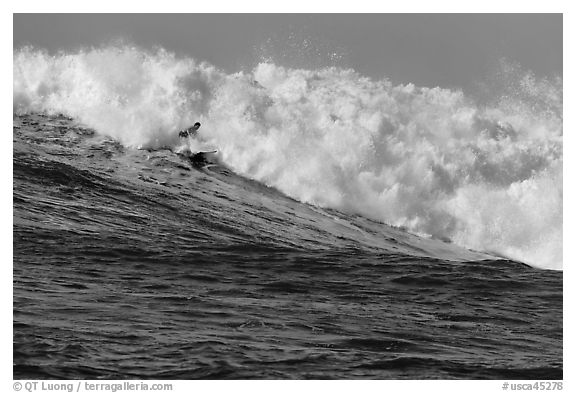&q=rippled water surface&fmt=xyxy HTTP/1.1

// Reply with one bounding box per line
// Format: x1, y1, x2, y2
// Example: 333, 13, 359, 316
13, 114, 562, 379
